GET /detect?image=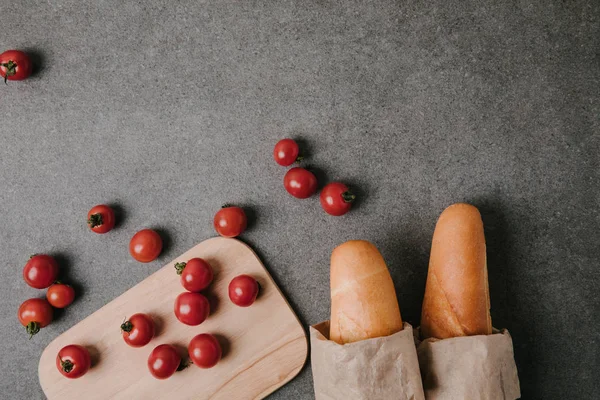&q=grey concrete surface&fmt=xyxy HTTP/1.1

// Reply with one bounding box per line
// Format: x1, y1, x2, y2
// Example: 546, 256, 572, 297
1, 0, 598, 399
